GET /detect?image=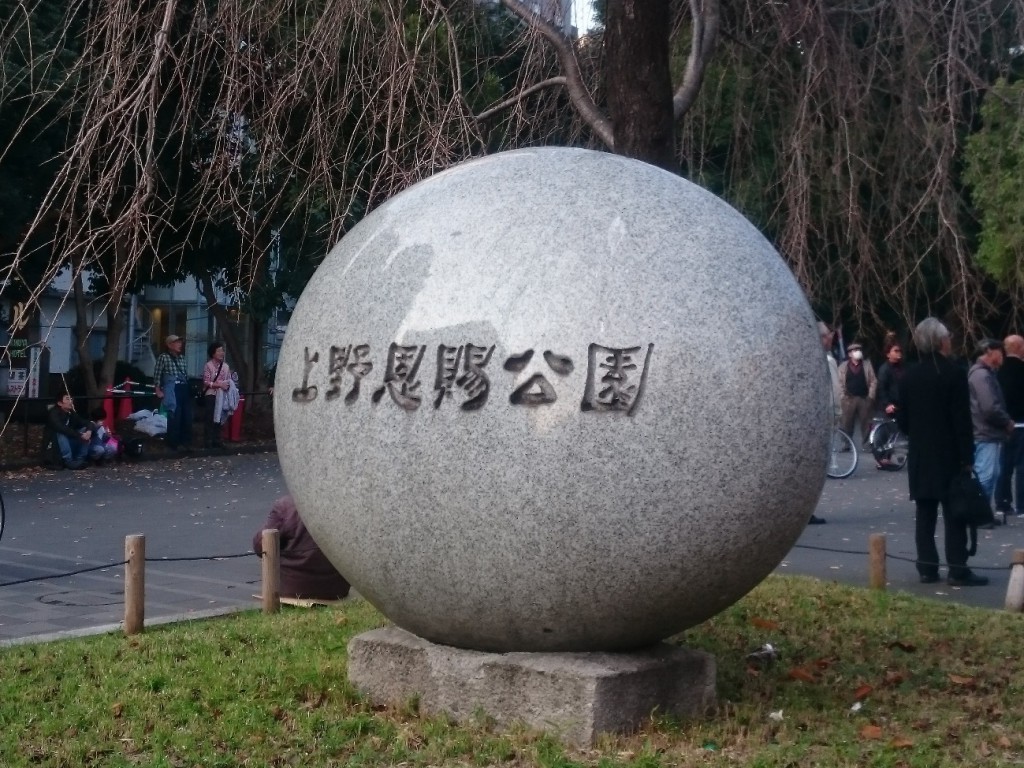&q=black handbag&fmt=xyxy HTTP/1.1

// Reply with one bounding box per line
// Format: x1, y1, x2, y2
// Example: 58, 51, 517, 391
947, 470, 995, 555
